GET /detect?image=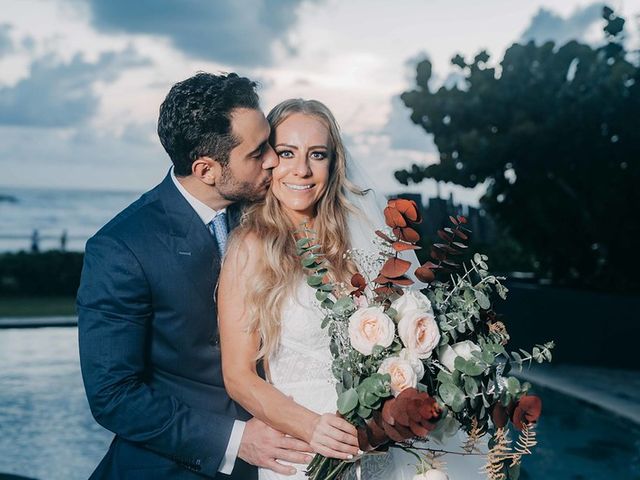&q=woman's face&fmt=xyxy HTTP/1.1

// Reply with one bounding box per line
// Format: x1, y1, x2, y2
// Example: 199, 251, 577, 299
271, 113, 332, 224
